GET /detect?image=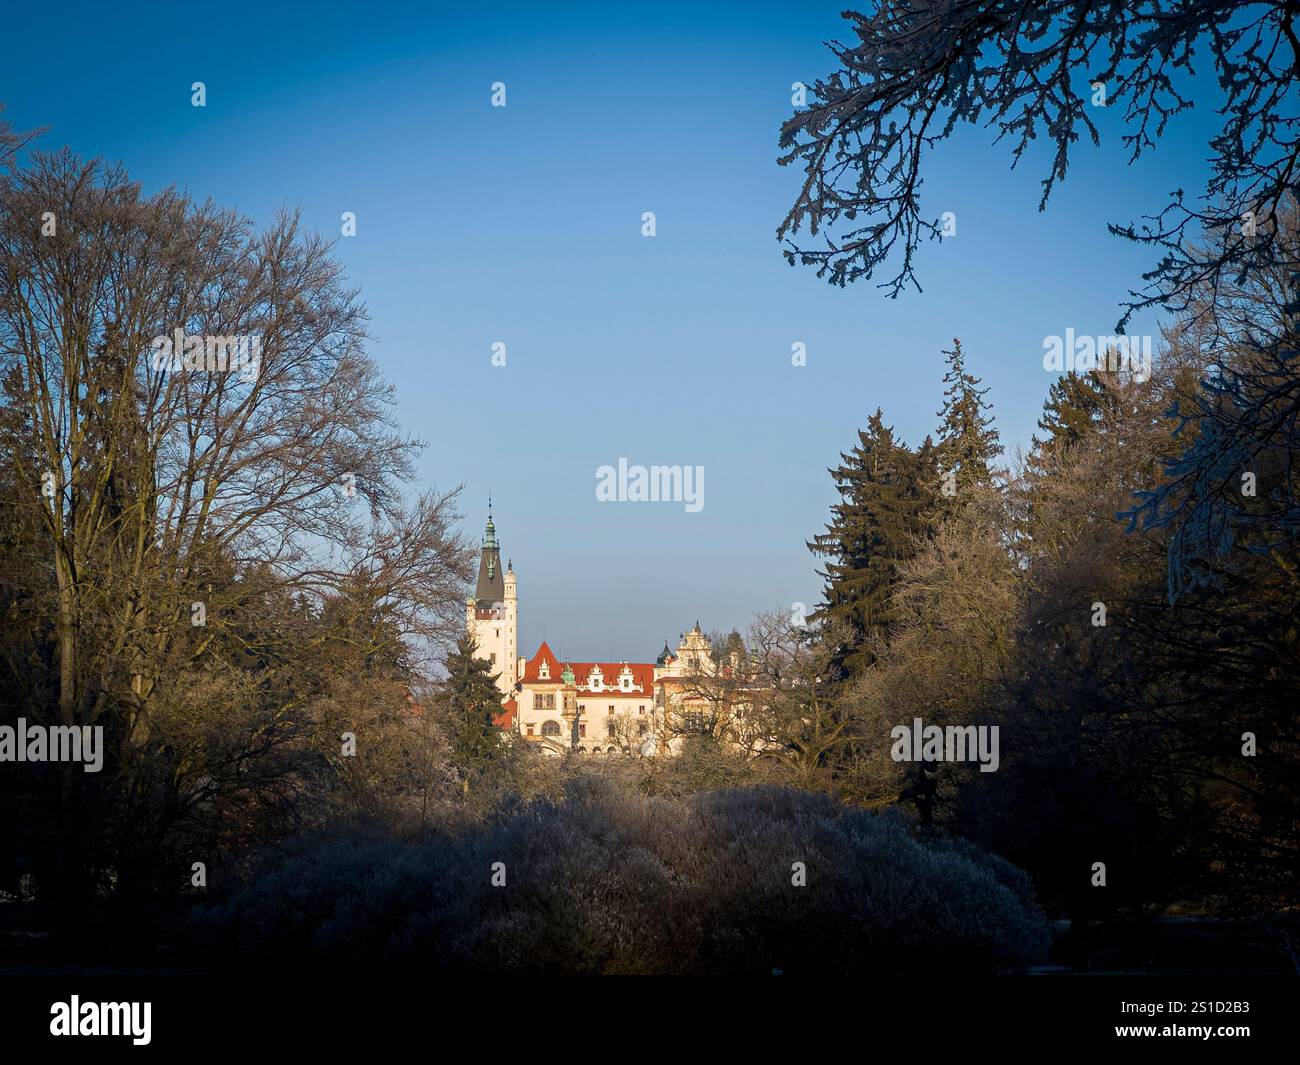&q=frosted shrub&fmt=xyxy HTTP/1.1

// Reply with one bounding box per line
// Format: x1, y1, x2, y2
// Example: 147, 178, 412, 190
203, 784, 1049, 973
